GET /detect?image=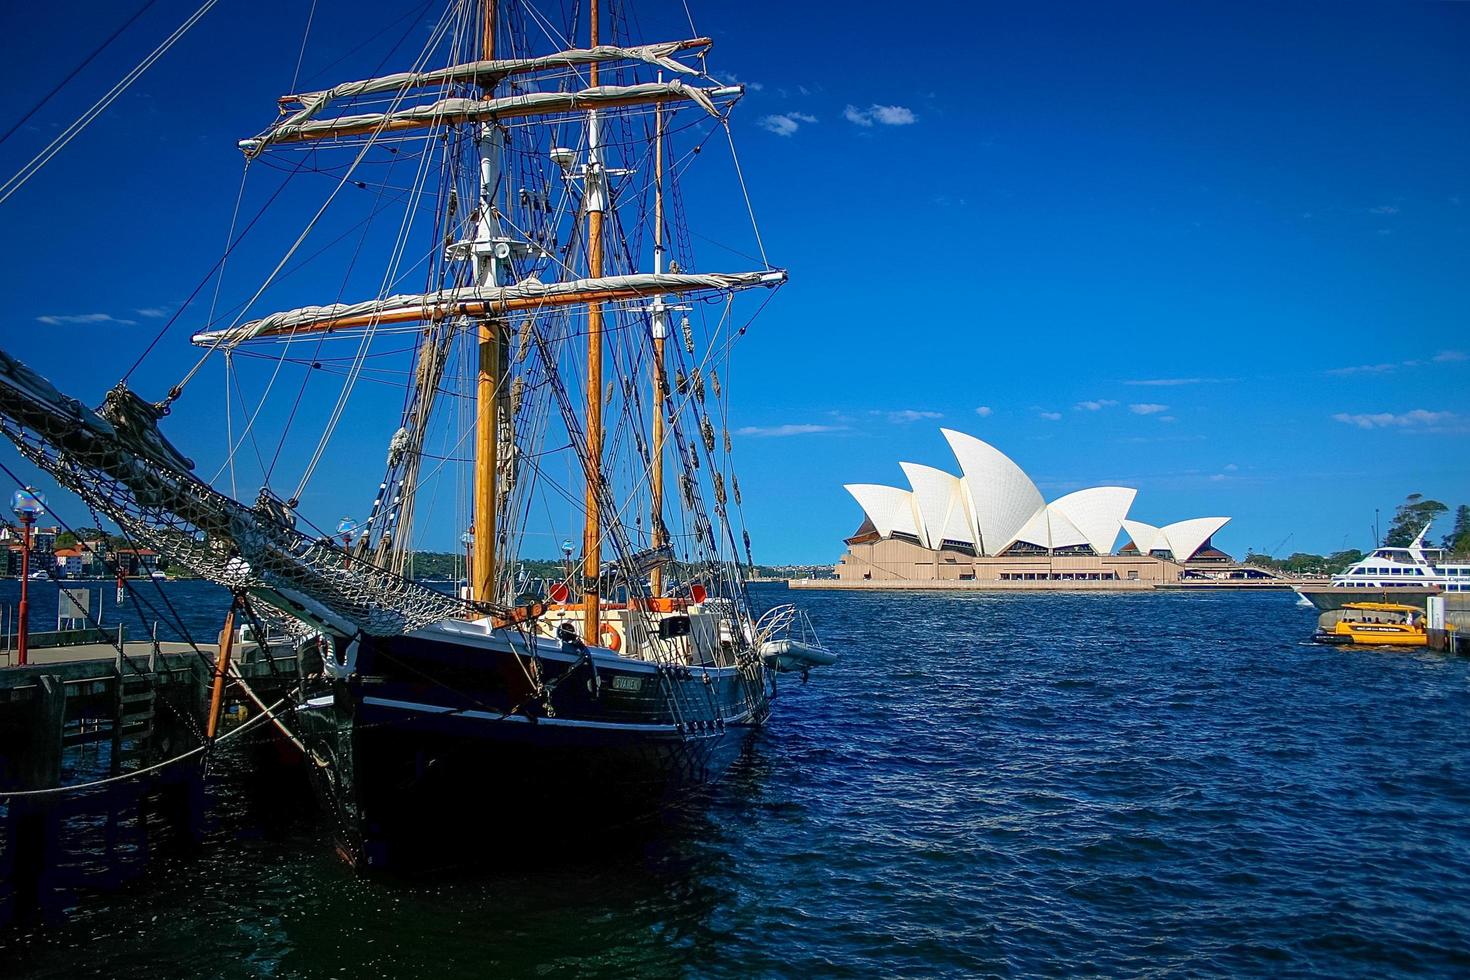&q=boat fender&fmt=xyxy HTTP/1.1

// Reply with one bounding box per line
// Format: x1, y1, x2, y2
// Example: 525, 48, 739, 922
555, 621, 581, 648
